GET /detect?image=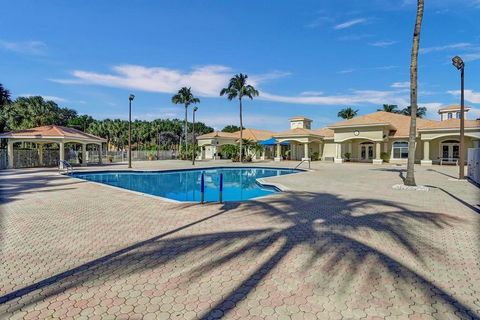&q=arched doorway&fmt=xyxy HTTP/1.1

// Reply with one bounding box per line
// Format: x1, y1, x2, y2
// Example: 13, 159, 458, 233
359, 142, 374, 161
440, 139, 459, 160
